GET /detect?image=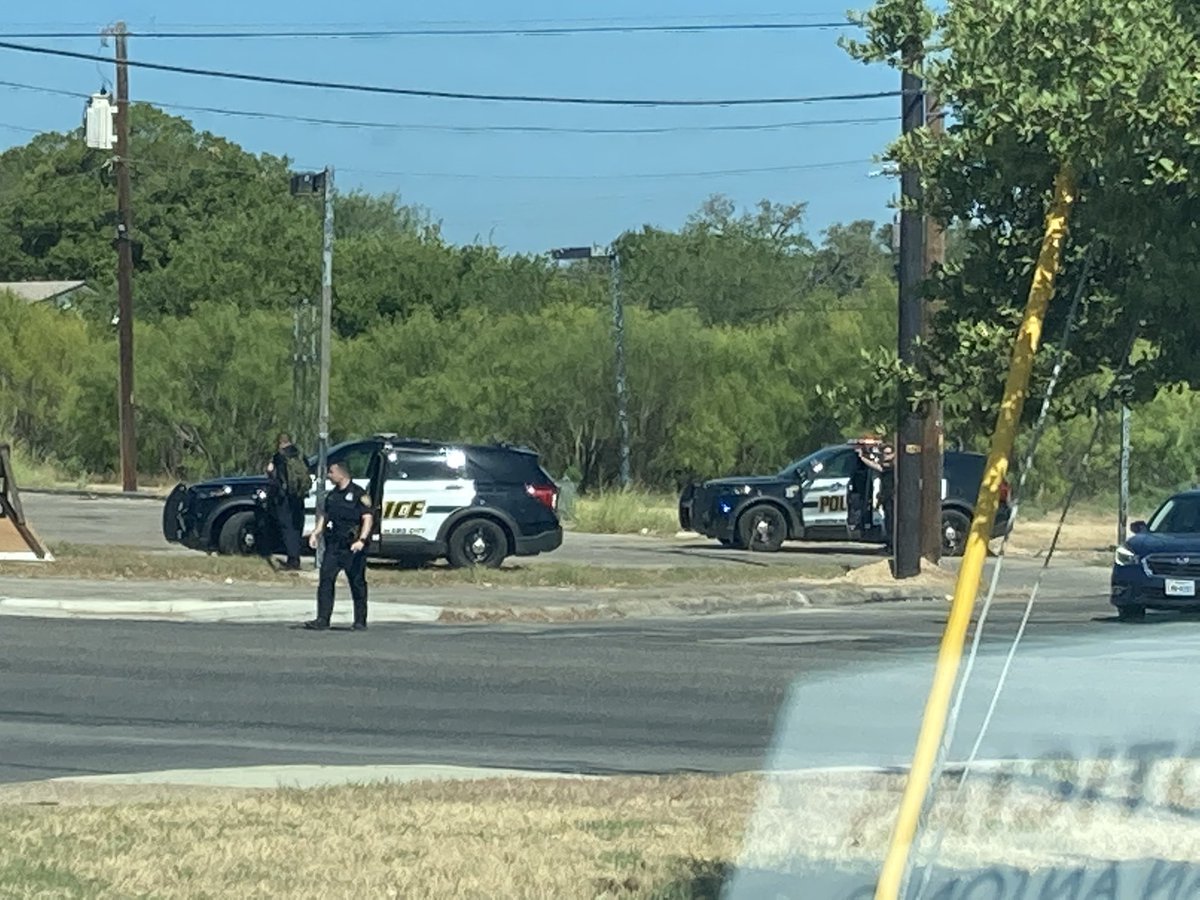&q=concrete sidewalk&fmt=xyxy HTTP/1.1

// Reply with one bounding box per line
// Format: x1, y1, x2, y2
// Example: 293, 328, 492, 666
0, 573, 963, 624
0, 557, 1108, 624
